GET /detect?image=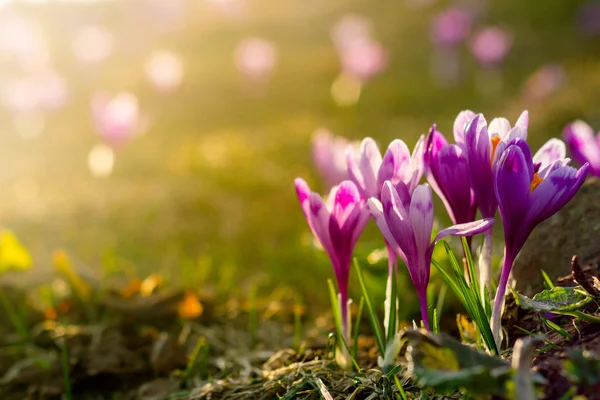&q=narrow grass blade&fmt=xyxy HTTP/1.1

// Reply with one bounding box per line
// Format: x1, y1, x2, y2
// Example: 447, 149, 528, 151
394, 375, 408, 400
541, 269, 555, 290
462, 238, 480, 301
184, 336, 209, 380
354, 259, 385, 356
543, 317, 573, 339
434, 242, 498, 355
